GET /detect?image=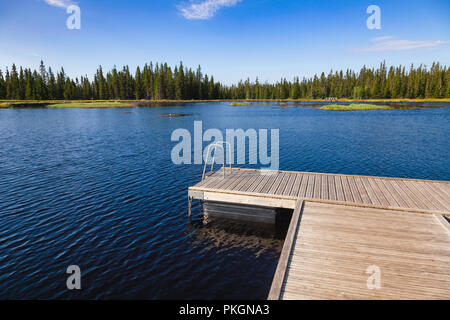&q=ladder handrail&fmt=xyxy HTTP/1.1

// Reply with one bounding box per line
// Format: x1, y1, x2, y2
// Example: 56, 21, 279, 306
202, 141, 232, 180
